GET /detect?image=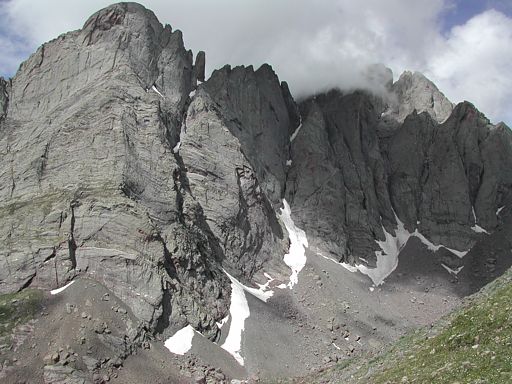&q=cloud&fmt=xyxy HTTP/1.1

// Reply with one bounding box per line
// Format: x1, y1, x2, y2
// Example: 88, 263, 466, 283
426, 10, 512, 124
0, 0, 510, 124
